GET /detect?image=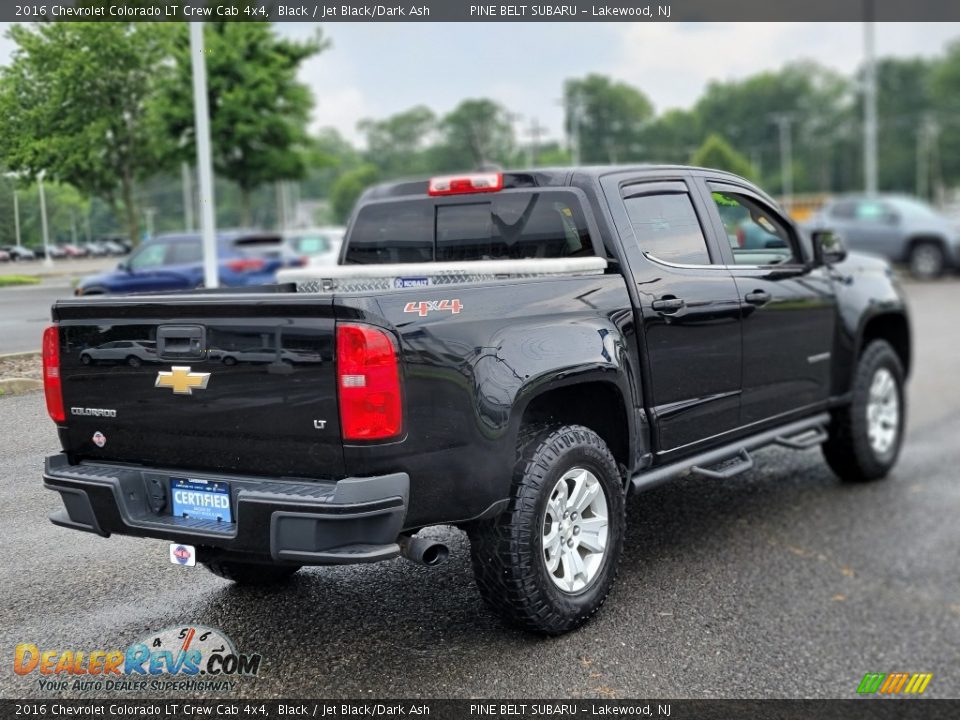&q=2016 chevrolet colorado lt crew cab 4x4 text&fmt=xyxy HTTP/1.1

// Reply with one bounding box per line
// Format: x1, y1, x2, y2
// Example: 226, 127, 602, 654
42, 166, 909, 635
